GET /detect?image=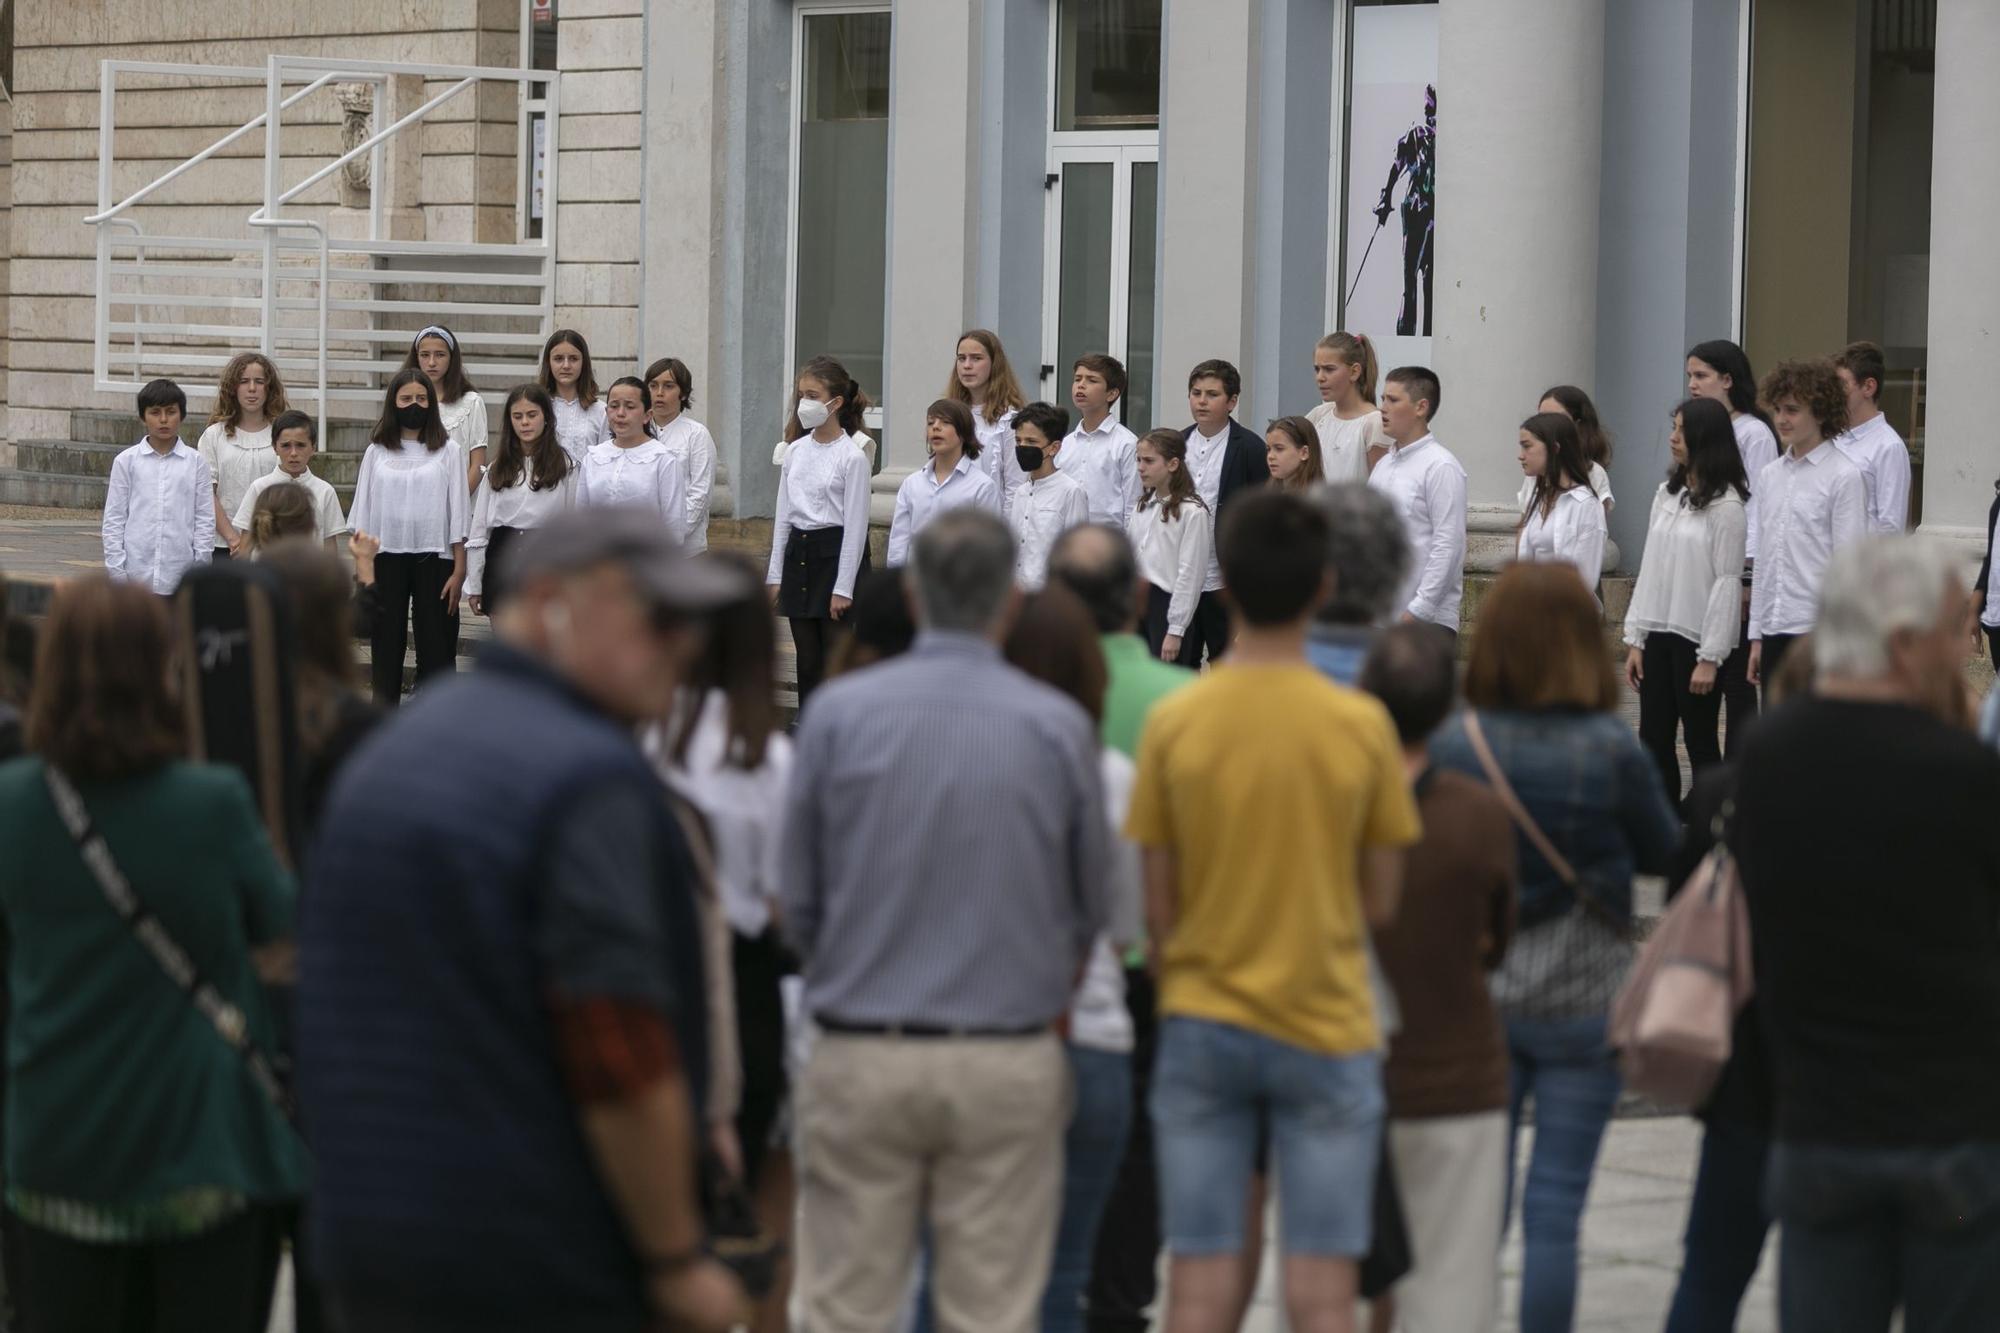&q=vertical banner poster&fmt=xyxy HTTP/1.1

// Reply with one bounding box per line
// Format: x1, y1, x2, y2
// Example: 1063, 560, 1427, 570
1342, 4, 1437, 373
